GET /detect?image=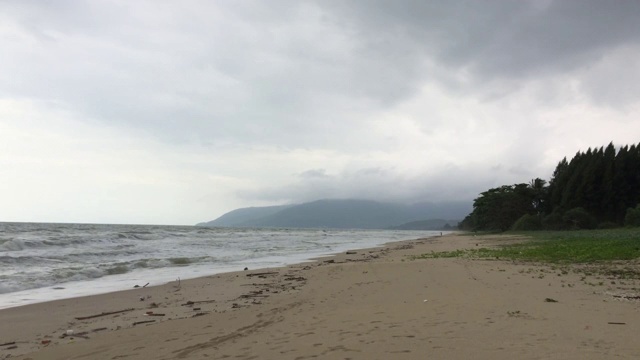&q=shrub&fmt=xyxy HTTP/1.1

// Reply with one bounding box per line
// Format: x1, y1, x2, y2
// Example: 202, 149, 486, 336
562, 207, 596, 230
624, 204, 640, 227
512, 214, 542, 231
542, 212, 565, 230
597, 221, 618, 229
